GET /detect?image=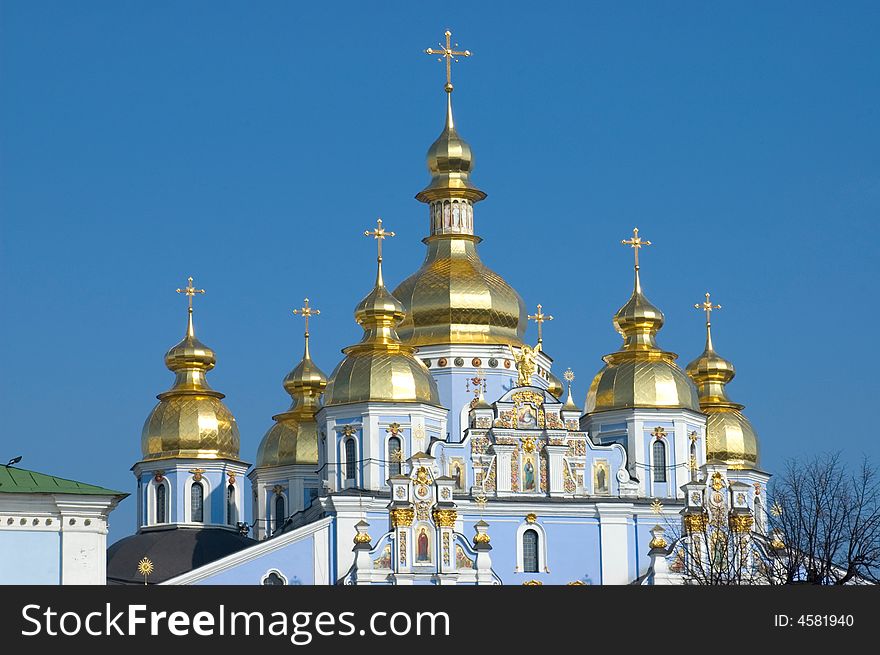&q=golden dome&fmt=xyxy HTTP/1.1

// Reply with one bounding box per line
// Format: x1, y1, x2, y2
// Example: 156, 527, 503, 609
324, 244, 442, 407
586, 233, 699, 414
141, 298, 241, 461
547, 370, 564, 398
393, 235, 527, 346
415, 94, 487, 204
256, 318, 327, 468
704, 410, 758, 469
685, 298, 759, 469
394, 83, 526, 347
